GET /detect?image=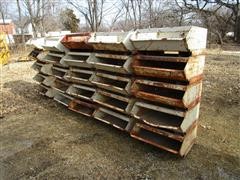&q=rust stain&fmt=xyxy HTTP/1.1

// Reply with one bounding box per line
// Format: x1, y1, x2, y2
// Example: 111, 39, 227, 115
136, 91, 184, 108
61, 33, 93, 50
133, 65, 185, 80
135, 54, 189, 63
